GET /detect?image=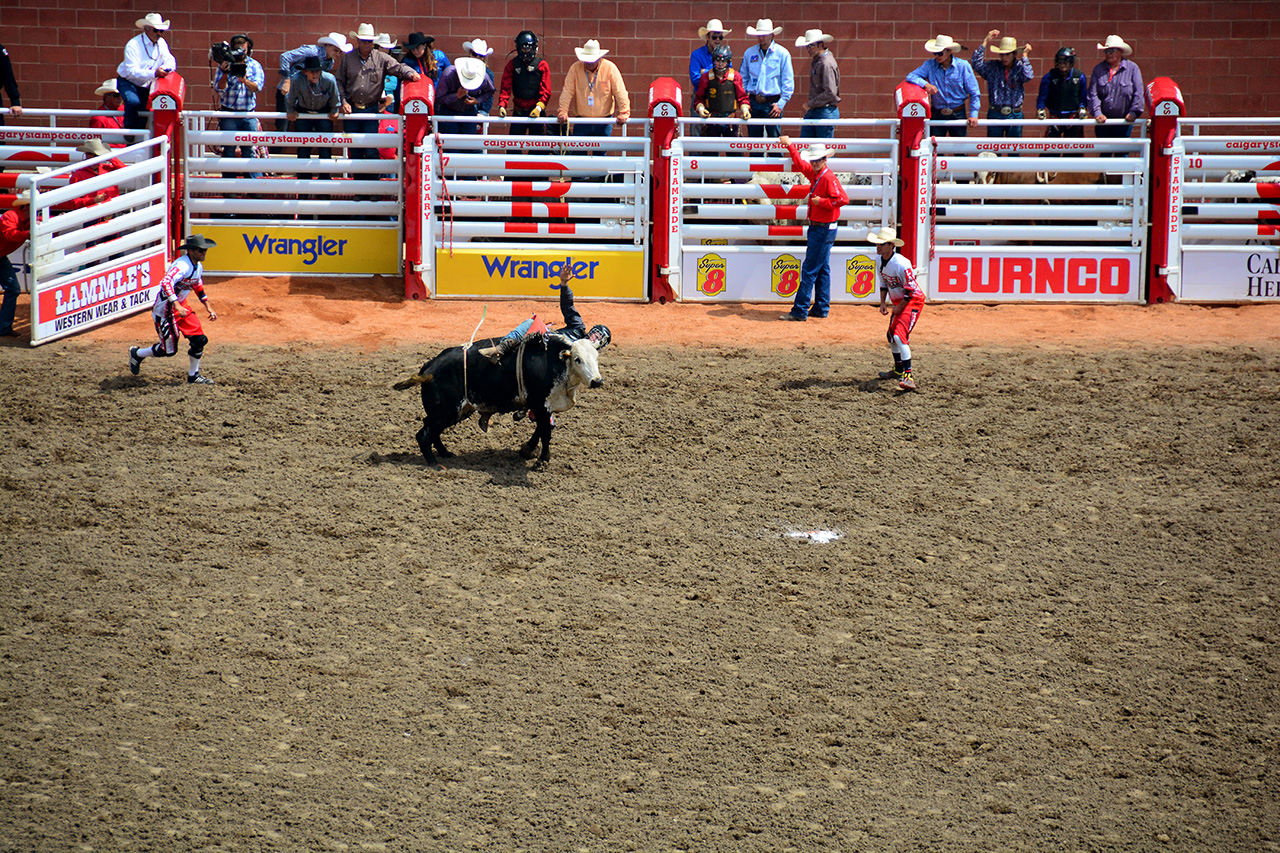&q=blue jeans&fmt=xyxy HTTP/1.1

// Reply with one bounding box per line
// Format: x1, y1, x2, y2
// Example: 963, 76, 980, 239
118, 77, 151, 130
986, 108, 1023, 137
790, 221, 837, 319
1, 256, 21, 333
571, 122, 613, 137
747, 98, 782, 138
295, 116, 333, 176
217, 115, 262, 178
803, 105, 838, 139
344, 112, 380, 159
